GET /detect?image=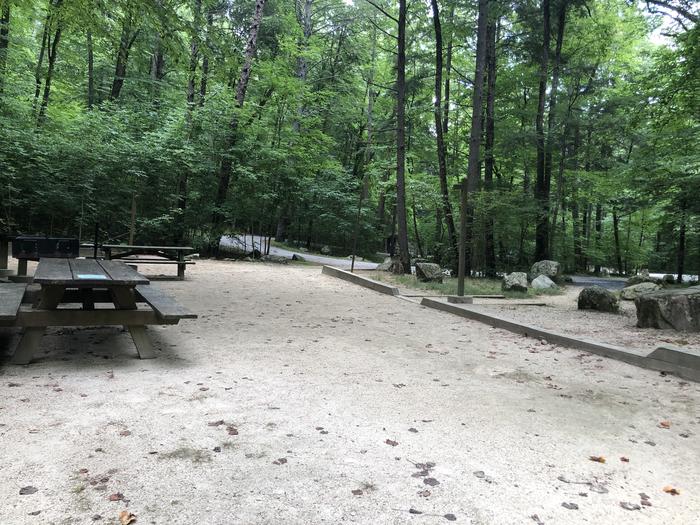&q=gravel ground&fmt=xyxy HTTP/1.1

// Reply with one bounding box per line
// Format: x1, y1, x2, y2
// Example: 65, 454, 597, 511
472, 287, 700, 352
0, 260, 698, 524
